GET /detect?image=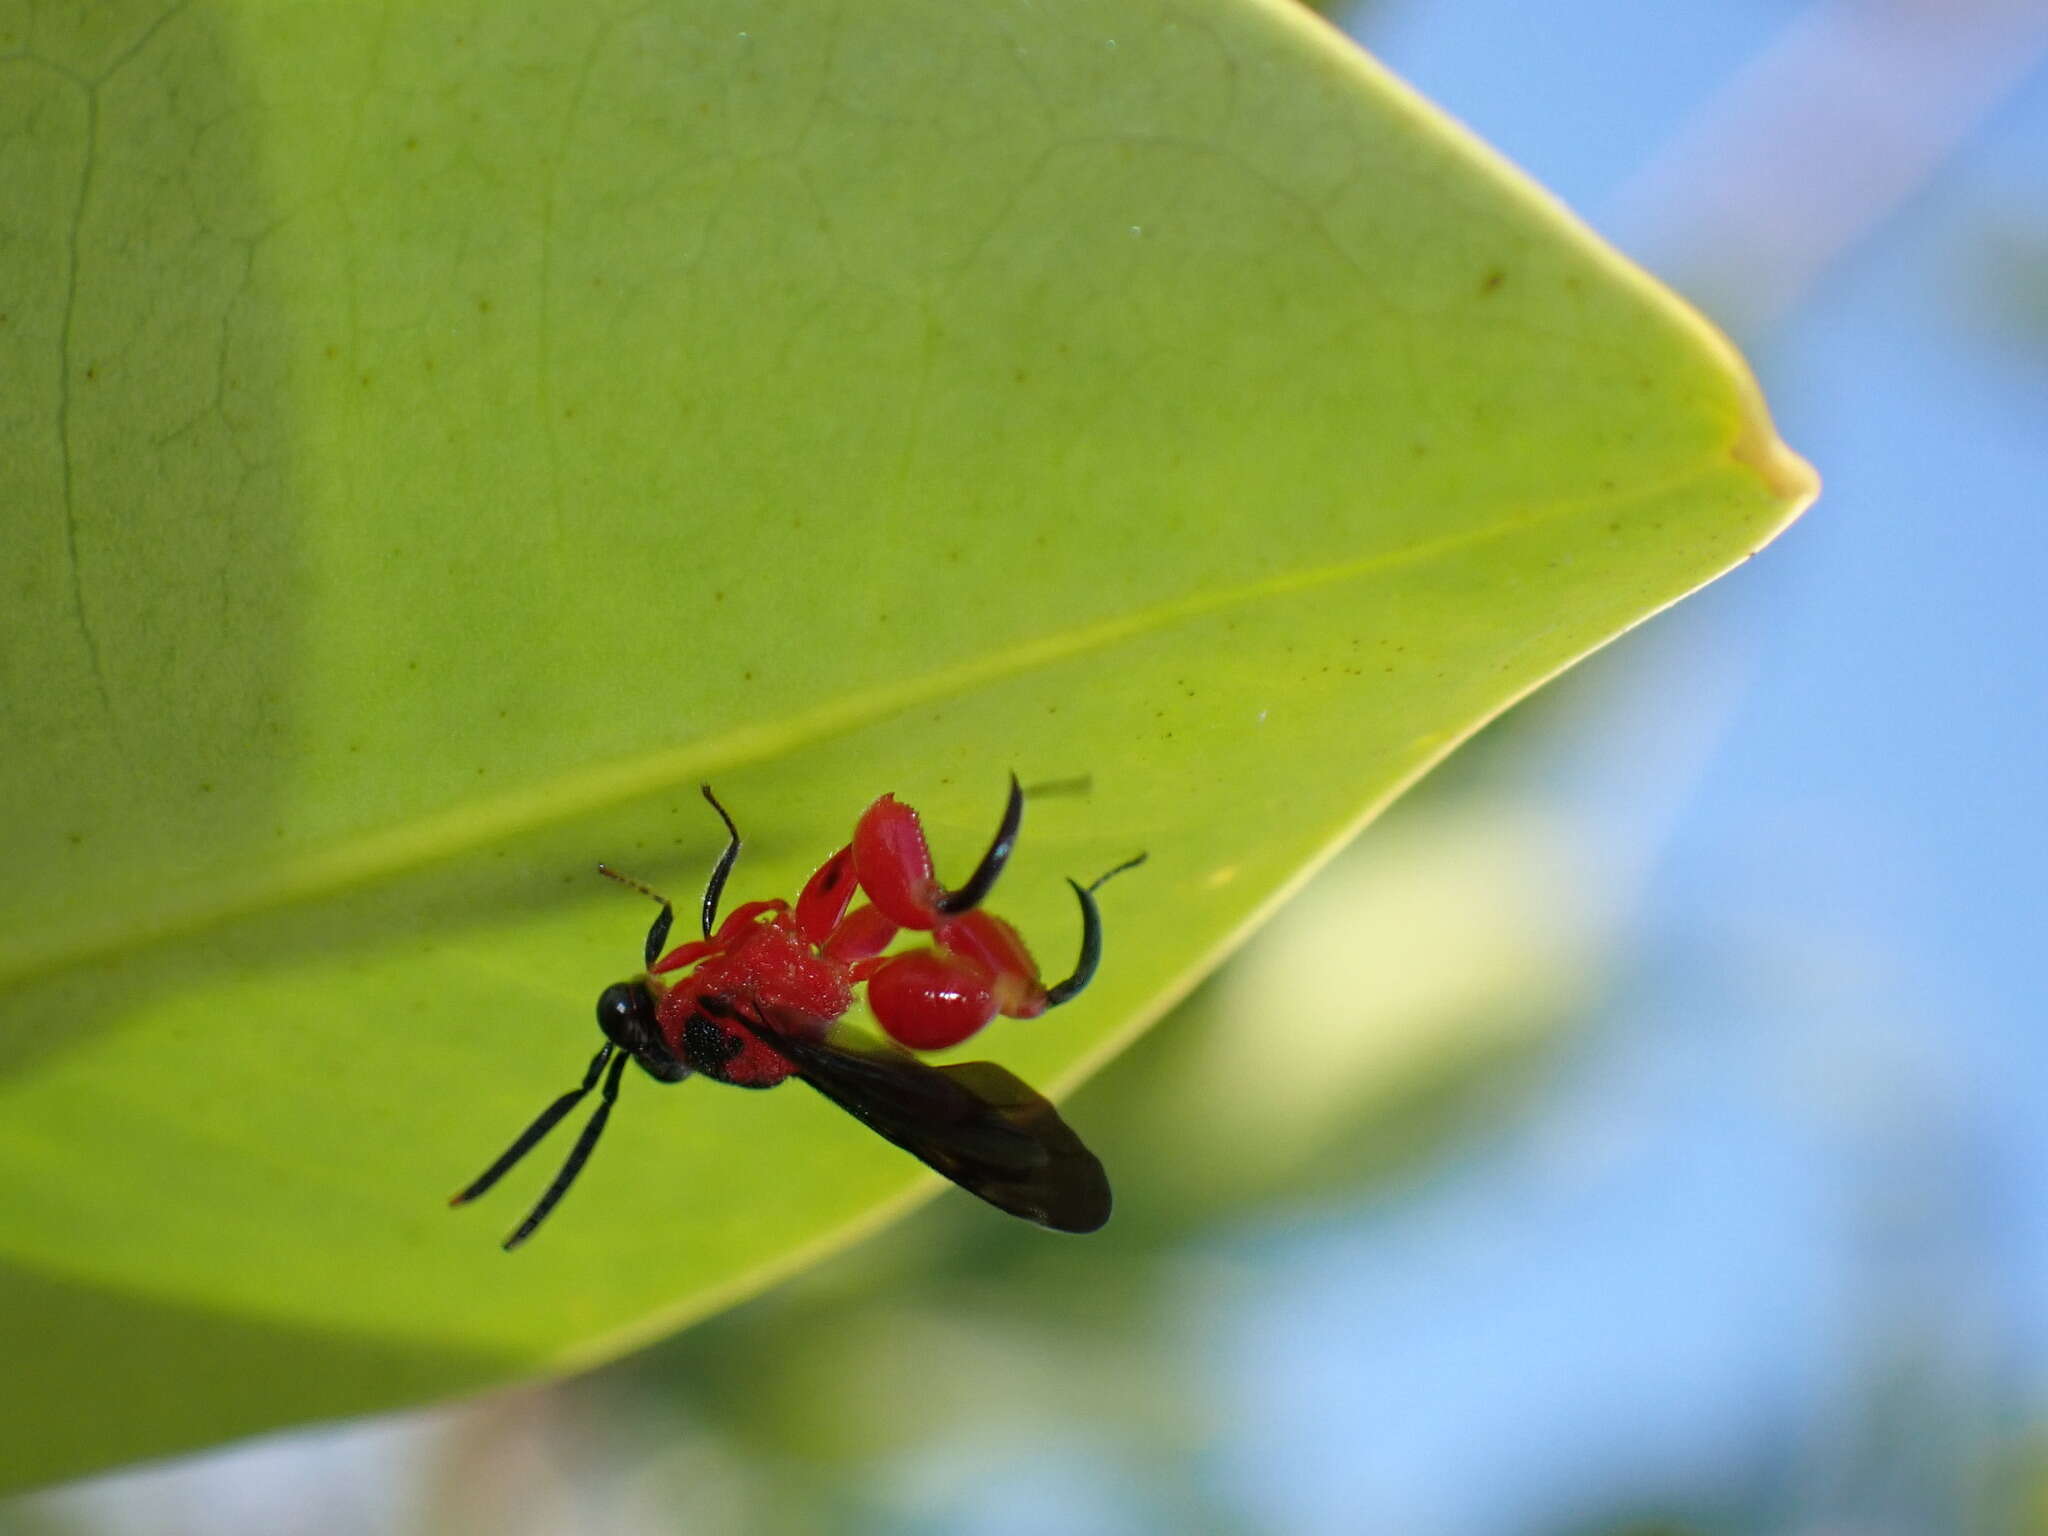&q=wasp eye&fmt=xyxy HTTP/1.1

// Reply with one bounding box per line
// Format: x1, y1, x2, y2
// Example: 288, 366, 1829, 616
596, 980, 655, 1051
